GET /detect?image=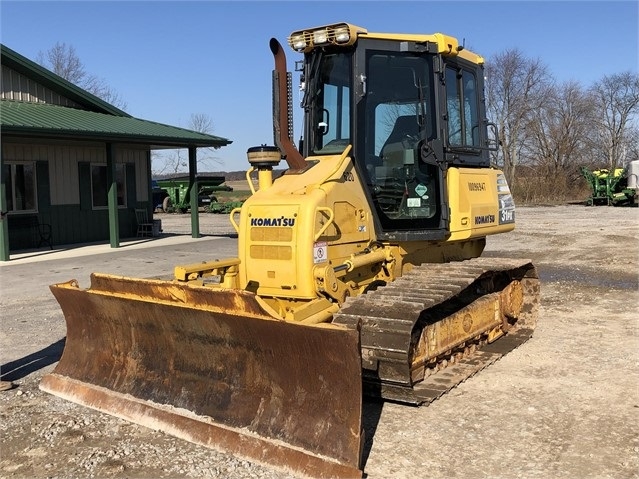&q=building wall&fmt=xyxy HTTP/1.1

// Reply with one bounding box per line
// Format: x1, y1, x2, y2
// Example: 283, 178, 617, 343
3, 141, 151, 250
1, 65, 82, 108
